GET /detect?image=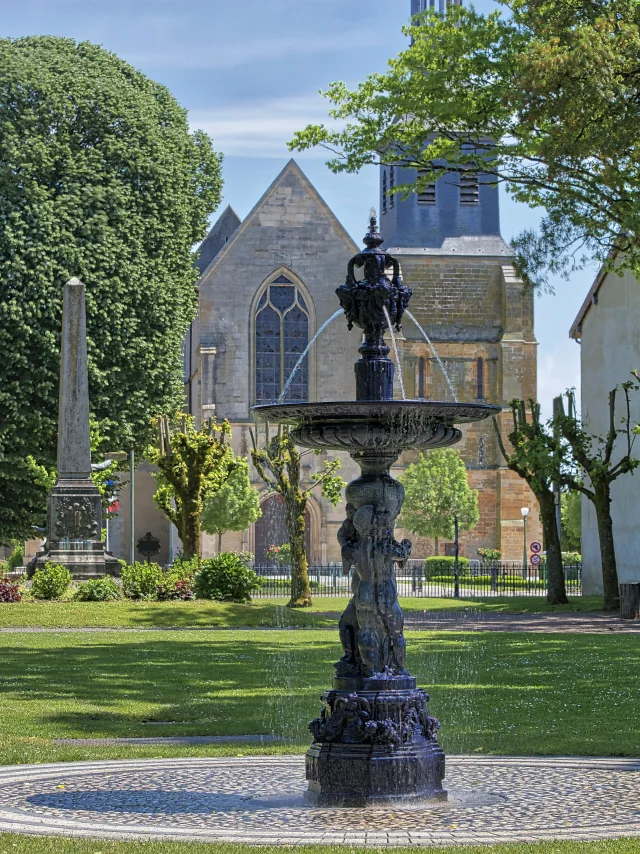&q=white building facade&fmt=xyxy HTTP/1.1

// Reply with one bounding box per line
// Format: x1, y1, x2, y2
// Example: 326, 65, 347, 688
570, 258, 640, 599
